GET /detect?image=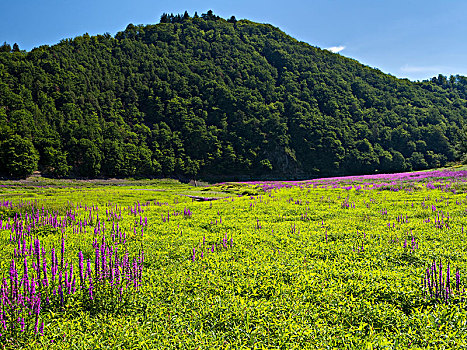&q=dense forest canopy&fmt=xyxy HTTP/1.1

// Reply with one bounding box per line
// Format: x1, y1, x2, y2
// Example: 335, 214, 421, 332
0, 11, 466, 179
